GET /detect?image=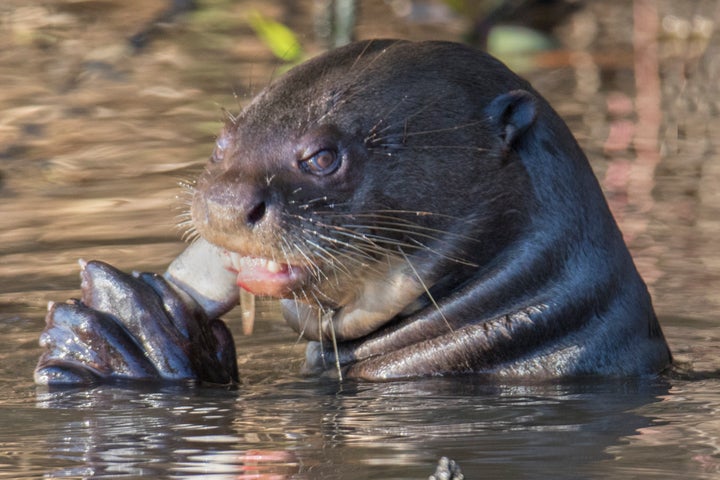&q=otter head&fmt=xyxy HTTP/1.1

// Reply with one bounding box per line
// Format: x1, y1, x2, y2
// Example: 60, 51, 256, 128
191, 40, 537, 324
